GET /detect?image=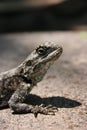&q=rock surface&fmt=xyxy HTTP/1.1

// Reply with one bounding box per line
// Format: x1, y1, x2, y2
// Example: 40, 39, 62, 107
0, 32, 87, 130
